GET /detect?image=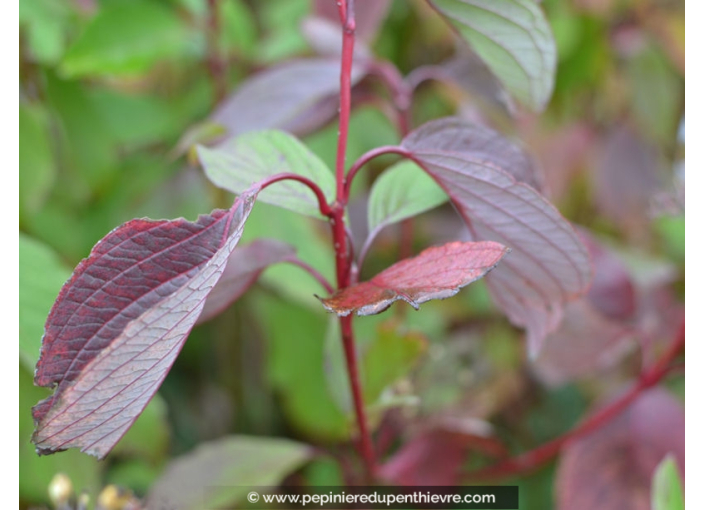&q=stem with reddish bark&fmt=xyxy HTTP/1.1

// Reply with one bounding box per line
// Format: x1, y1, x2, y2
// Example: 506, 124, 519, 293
332, 0, 377, 480
469, 319, 685, 480
206, 0, 227, 104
